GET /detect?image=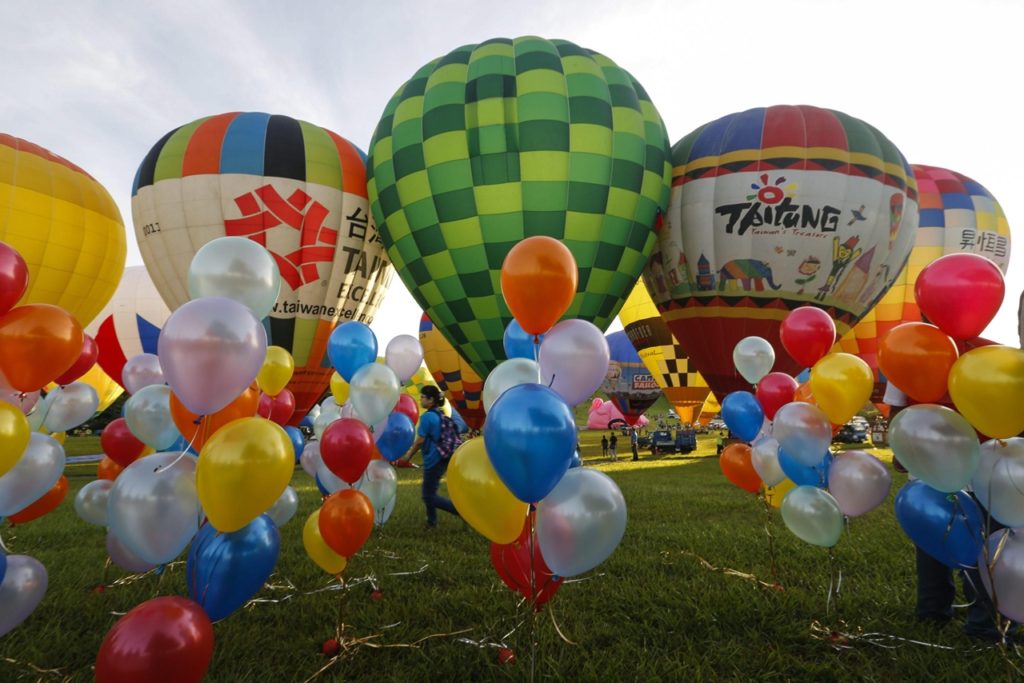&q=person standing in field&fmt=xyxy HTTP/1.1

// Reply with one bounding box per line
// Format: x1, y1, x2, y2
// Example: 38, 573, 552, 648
609, 432, 618, 460
631, 428, 639, 461
601, 434, 609, 458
